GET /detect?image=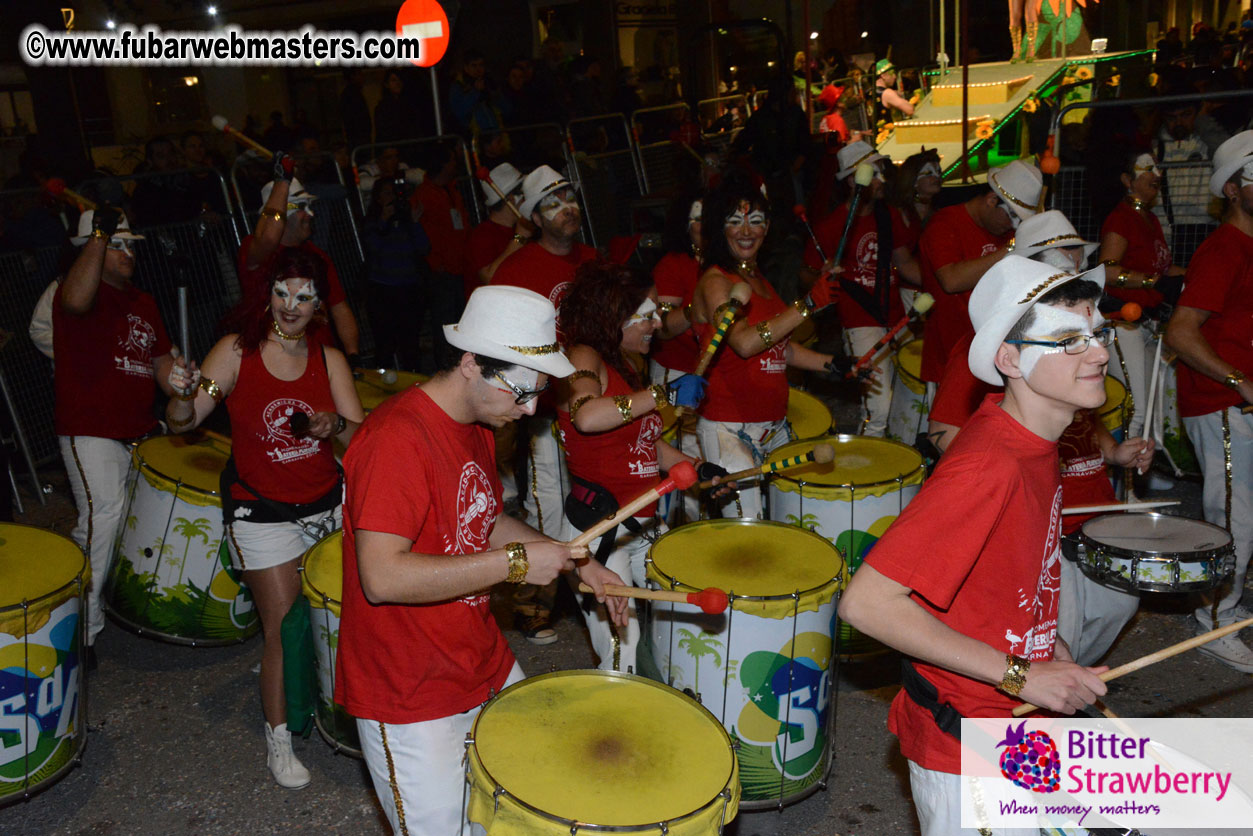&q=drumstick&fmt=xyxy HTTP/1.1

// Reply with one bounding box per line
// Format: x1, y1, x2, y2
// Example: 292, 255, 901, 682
211, 114, 275, 159
846, 293, 936, 379
568, 461, 697, 549
673, 282, 752, 418
474, 166, 525, 220
1142, 330, 1164, 452
577, 583, 729, 614
1013, 616, 1253, 717
833, 163, 878, 264
696, 443, 836, 490
793, 204, 828, 263
44, 178, 97, 211
1060, 500, 1179, 515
